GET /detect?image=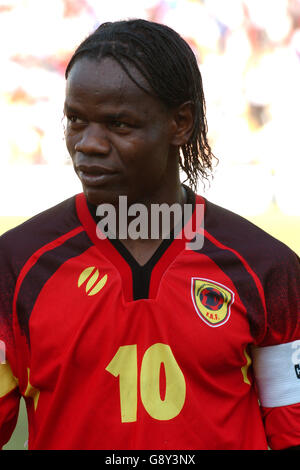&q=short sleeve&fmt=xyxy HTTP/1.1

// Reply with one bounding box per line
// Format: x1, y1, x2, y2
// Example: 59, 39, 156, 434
252, 249, 300, 449
0, 236, 21, 449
